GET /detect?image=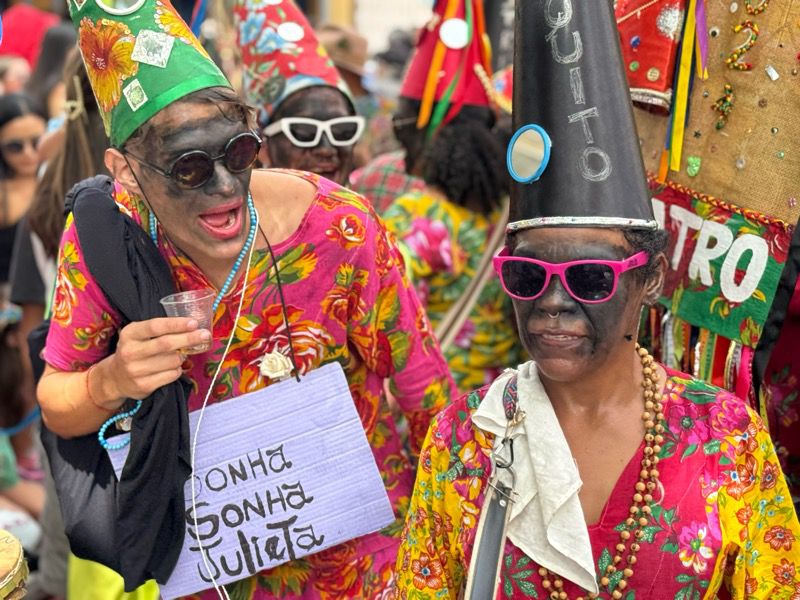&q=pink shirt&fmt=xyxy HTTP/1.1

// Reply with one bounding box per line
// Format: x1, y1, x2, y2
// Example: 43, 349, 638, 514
44, 170, 455, 597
